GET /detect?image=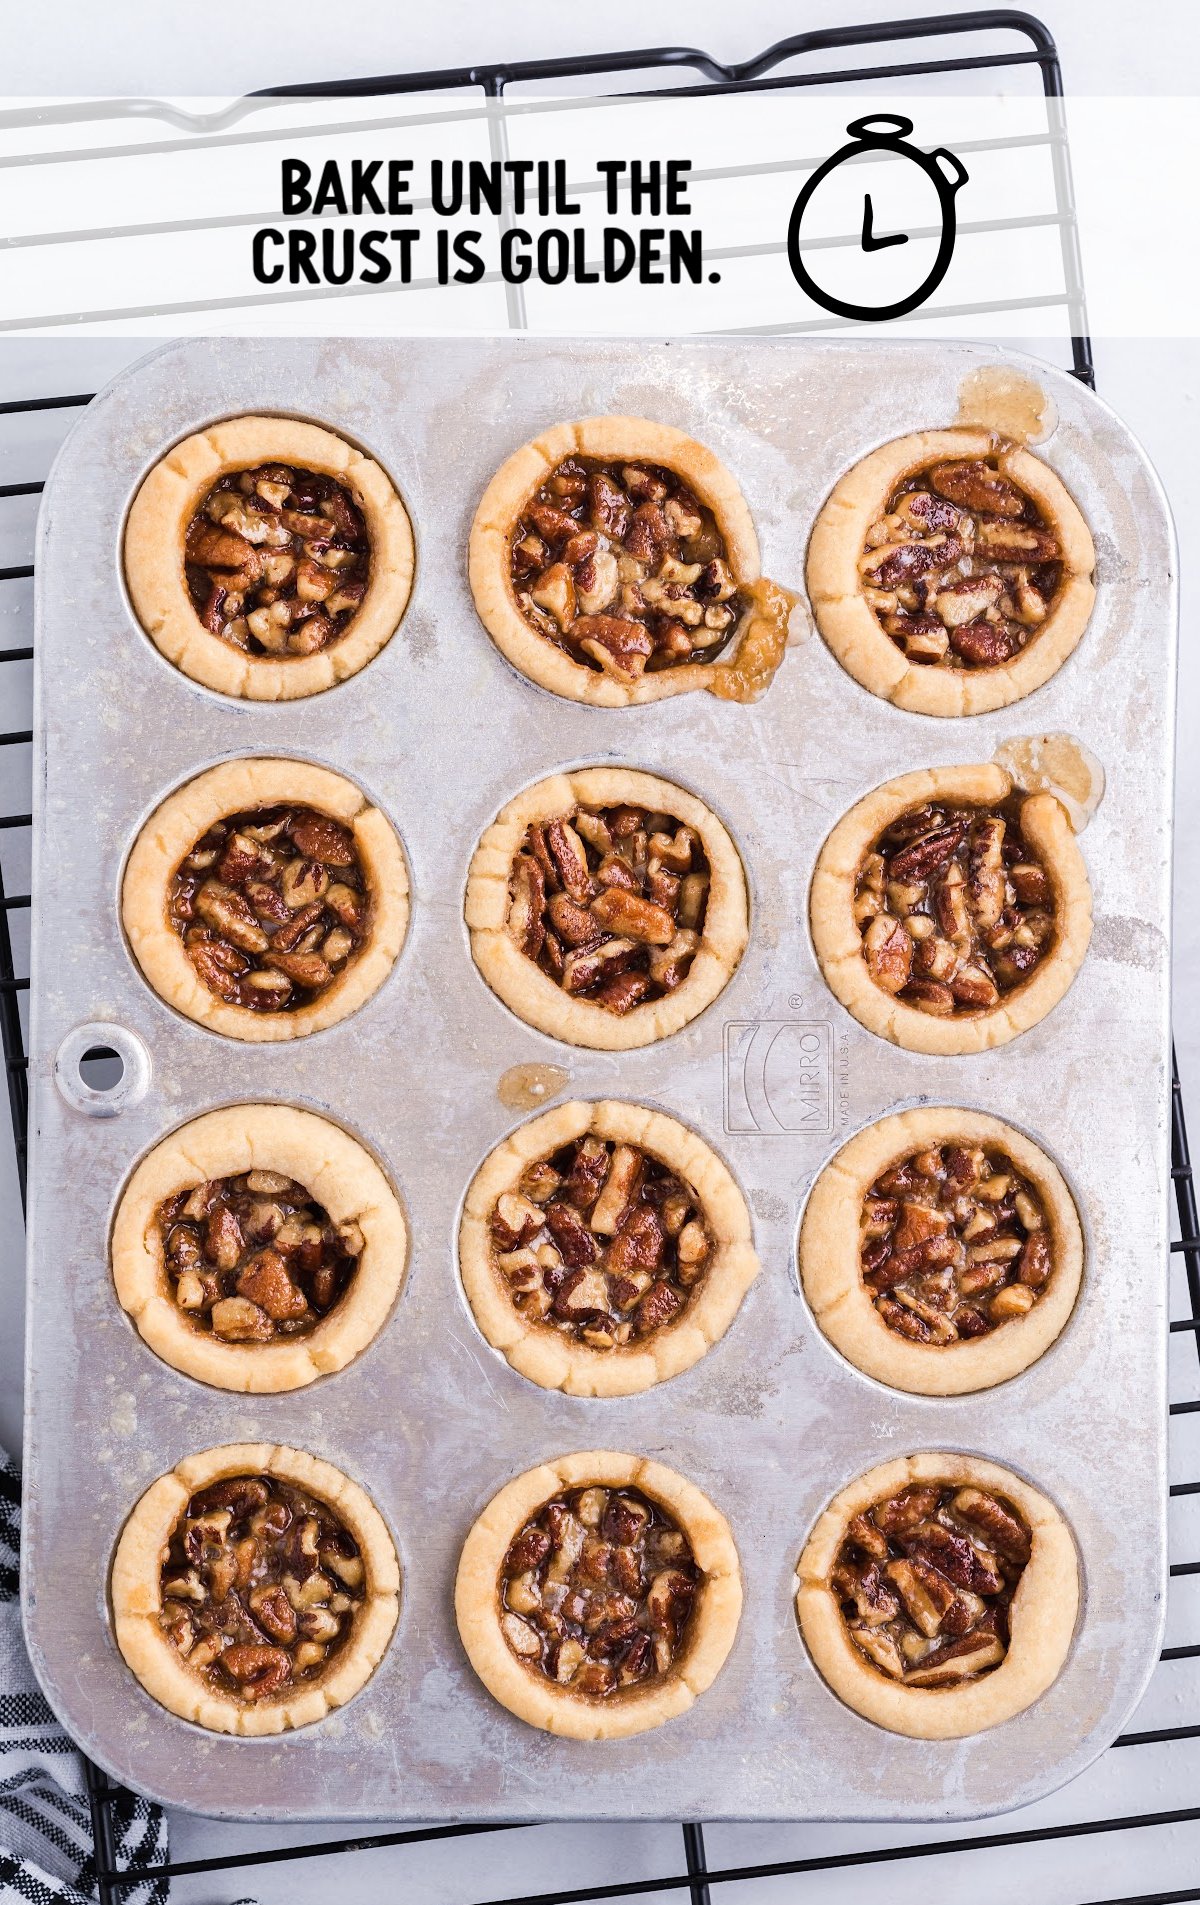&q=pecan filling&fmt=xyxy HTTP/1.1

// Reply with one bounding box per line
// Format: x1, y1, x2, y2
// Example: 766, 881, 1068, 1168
169, 804, 370, 1011
156, 1172, 362, 1344
491, 1138, 711, 1350
499, 1486, 699, 1697
510, 457, 745, 684
158, 1474, 365, 1702
185, 463, 369, 658
860, 458, 1063, 669
833, 1483, 1031, 1687
507, 803, 710, 1016
855, 798, 1055, 1016
861, 1144, 1050, 1344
